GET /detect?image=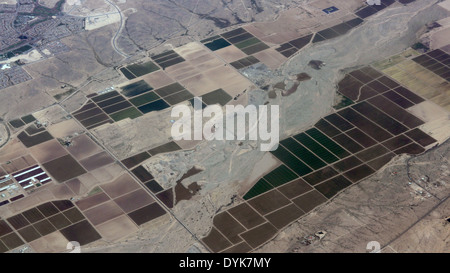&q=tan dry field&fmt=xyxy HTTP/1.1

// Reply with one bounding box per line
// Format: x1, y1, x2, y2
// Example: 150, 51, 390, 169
33, 105, 70, 126
382, 60, 450, 111
0, 139, 29, 163
140, 70, 175, 89
29, 231, 69, 253
47, 119, 84, 139
49, 183, 76, 200
29, 139, 69, 164
89, 163, 125, 186
95, 214, 139, 242
253, 48, 287, 70
66, 178, 89, 196
1, 154, 37, 174
215, 45, 248, 63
